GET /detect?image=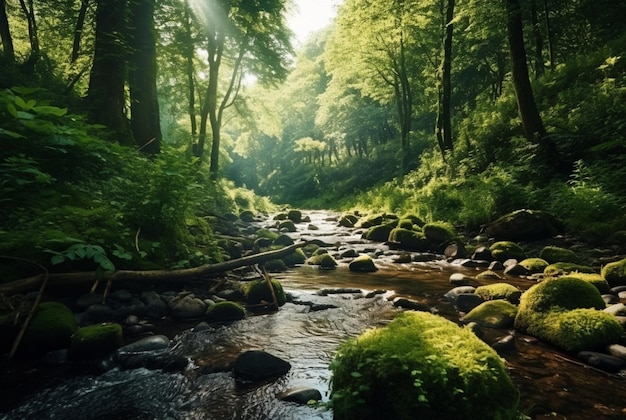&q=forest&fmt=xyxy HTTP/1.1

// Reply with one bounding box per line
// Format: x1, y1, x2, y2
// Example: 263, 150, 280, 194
1, 0, 625, 276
